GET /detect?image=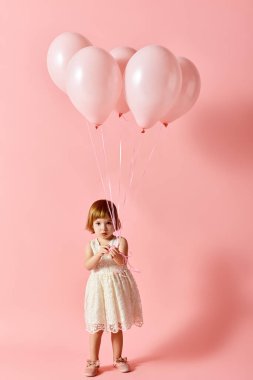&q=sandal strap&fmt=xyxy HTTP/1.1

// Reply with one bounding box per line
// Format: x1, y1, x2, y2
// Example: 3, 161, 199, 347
86, 359, 100, 367
115, 356, 127, 363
